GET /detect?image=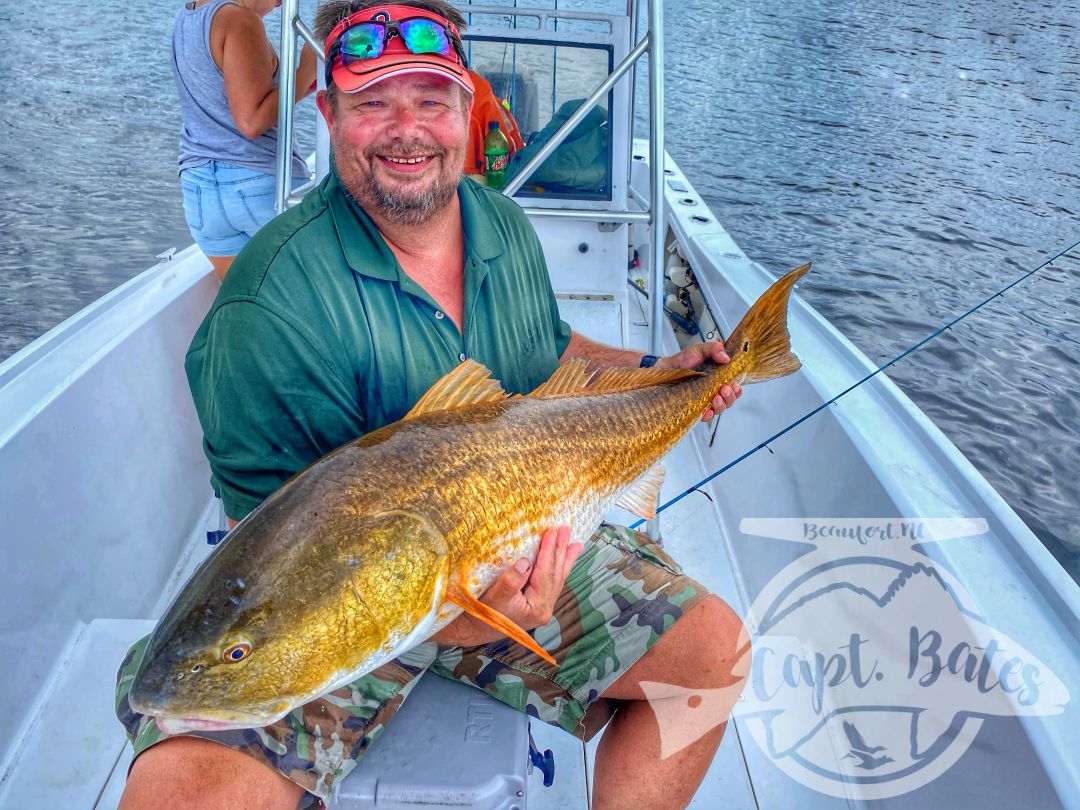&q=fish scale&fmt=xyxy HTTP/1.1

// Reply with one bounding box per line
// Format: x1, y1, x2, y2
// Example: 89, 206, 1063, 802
129, 263, 809, 731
